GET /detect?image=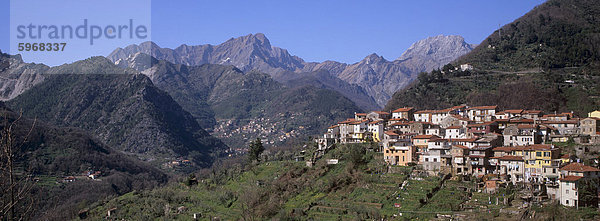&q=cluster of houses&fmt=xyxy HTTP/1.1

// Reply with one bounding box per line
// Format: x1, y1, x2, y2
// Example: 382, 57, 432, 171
317, 106, 600, 208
